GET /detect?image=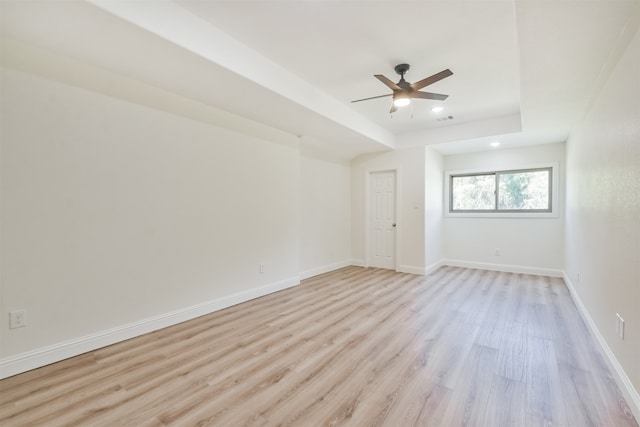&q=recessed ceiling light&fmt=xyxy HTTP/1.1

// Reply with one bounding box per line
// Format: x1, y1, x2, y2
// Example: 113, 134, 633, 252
490, 141, 501, 148
431, 106, 444, 113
